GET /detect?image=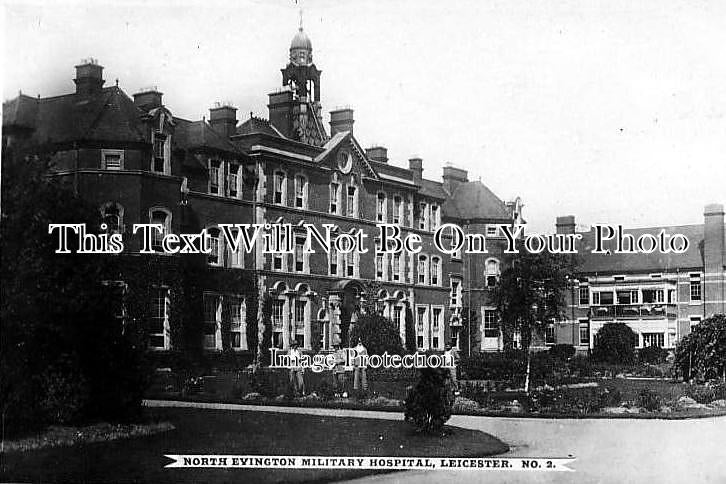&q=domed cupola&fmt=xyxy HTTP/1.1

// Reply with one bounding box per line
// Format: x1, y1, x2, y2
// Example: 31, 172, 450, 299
290, 27, 313, 66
